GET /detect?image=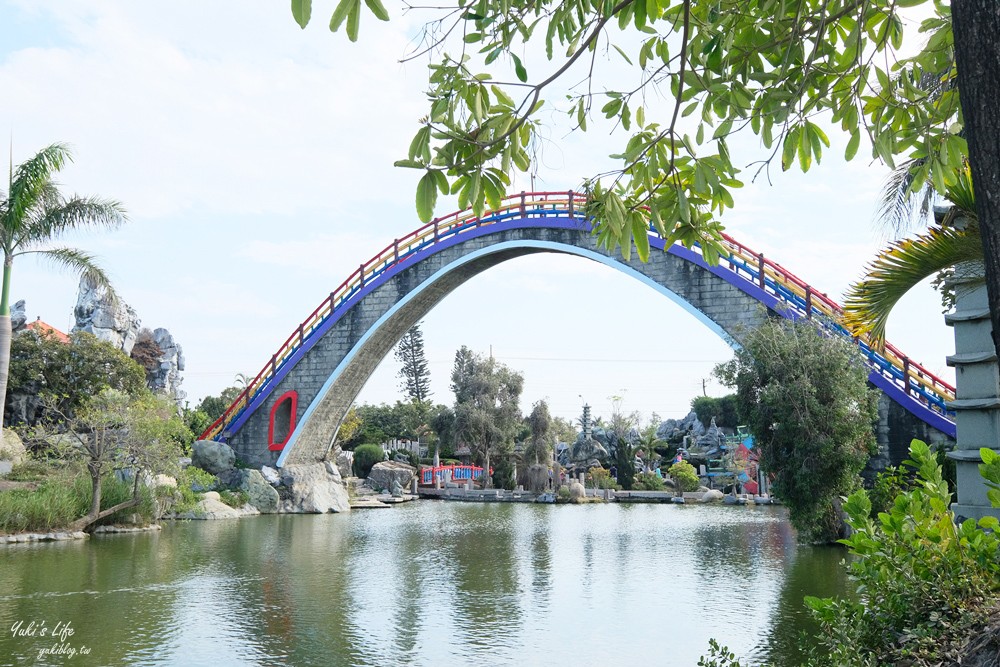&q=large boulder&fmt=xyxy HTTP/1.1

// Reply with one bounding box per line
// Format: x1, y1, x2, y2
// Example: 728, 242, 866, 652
569, 481, 586, 502
700, 489, 725, 503
367, 461, 415, 492
191, 440, 236, 475
279, 463, 350, 513
260, 466, 281, 486
334, 448, 354, 479
174, 492, 259, 520
242, 469, 279, 514
0, 429, 27, 467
